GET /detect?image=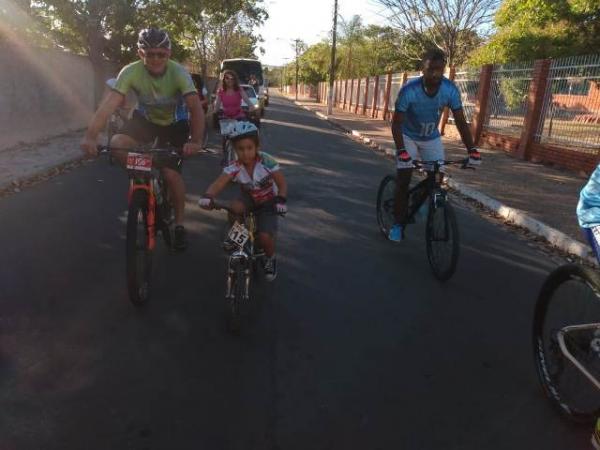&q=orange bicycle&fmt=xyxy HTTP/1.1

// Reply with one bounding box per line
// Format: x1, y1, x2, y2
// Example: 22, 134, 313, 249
98, 145, 181, 305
